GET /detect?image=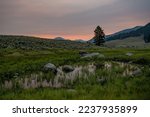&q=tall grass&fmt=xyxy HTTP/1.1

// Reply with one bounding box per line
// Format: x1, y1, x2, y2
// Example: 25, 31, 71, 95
0, 48, 150, 99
